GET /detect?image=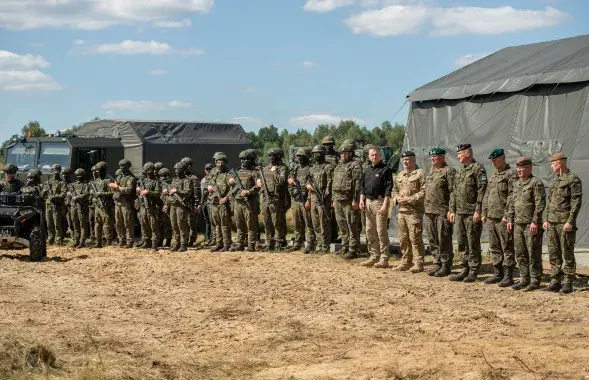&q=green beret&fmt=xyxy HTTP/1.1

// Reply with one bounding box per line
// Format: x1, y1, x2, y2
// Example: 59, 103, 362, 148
488, 148, 504, 160
428, 147, 446, 156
